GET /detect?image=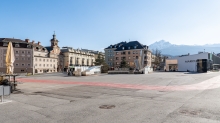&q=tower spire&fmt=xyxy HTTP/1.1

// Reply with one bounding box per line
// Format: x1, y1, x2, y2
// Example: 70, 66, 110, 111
53, 31, 56, 39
